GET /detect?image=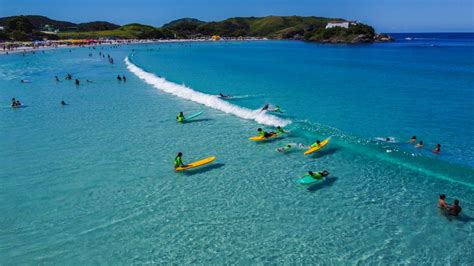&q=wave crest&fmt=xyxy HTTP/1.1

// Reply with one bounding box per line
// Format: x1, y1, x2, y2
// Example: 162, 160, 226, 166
125, 56, 290, 127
